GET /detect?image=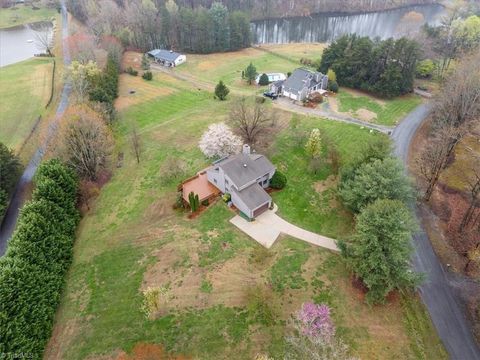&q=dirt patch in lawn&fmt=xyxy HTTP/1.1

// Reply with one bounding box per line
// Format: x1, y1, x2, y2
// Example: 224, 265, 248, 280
44, 318, 84, 360
122, 51, 143, 71
313, 175, 337, 193
142, 242, 268, 313
327, 96, 339, 112
355, 108, 377, 122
